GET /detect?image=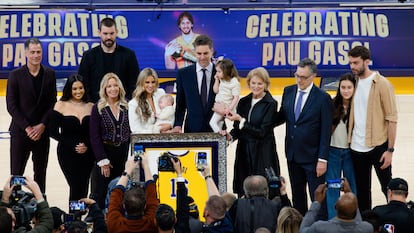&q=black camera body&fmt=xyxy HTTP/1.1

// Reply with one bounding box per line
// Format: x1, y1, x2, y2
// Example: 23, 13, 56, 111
158, 152, 178, 172
6, 190, 37, 228
265, 167, 282, 189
